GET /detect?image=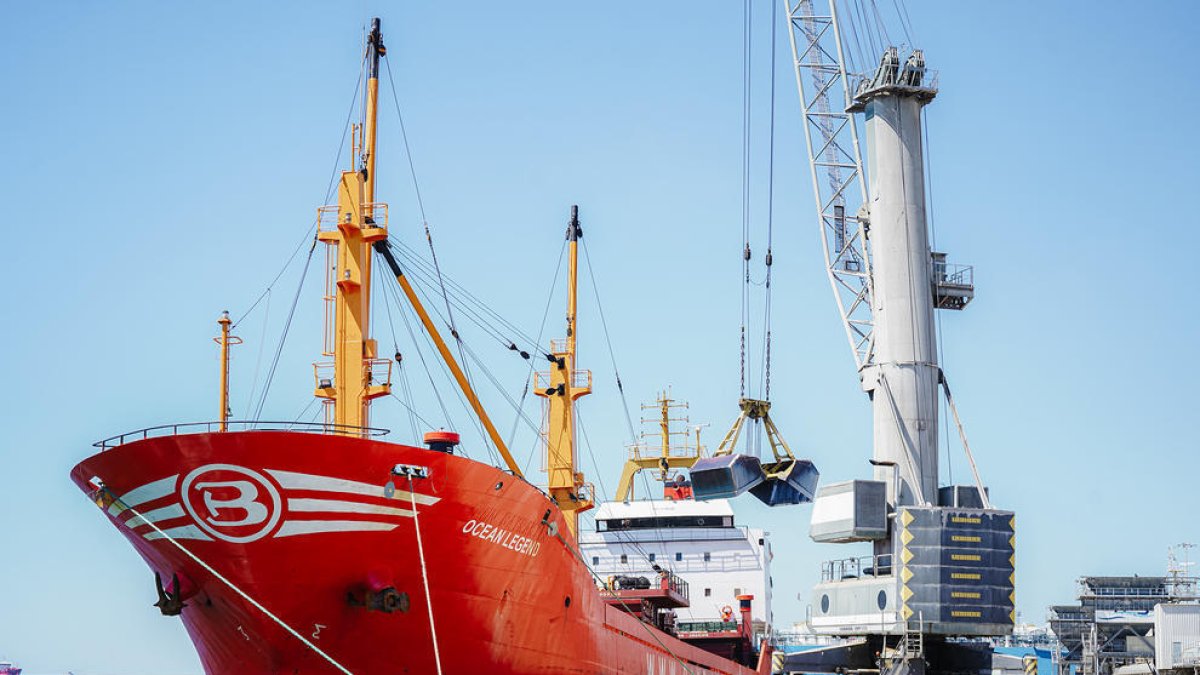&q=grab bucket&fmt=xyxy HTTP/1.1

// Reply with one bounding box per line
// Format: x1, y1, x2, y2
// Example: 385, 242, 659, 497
748, 458, 819, 506
689, 454, 765, 501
